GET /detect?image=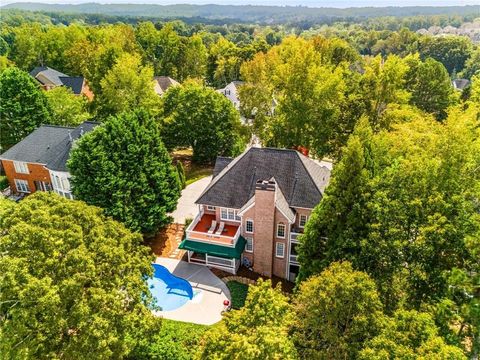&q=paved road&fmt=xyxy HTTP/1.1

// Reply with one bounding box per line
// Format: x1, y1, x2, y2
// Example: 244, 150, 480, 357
170, 176, 212, 224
